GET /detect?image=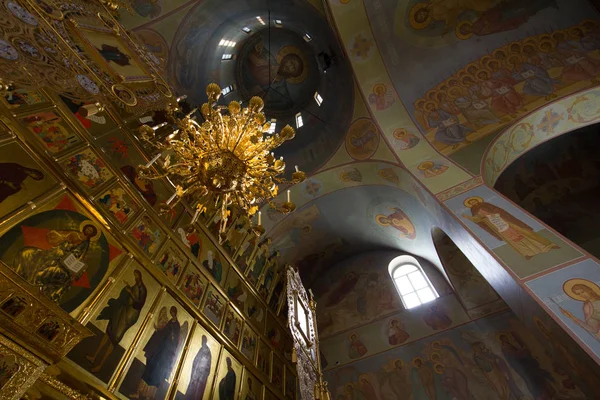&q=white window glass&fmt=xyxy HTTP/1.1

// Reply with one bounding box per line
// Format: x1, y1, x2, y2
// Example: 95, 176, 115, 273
295, 113, 303, 128
394, 276, 413, 296
403, 293, 421, 309
391, 263, 438, 309
417, 287, 436, 303
408, 271, 427, 290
